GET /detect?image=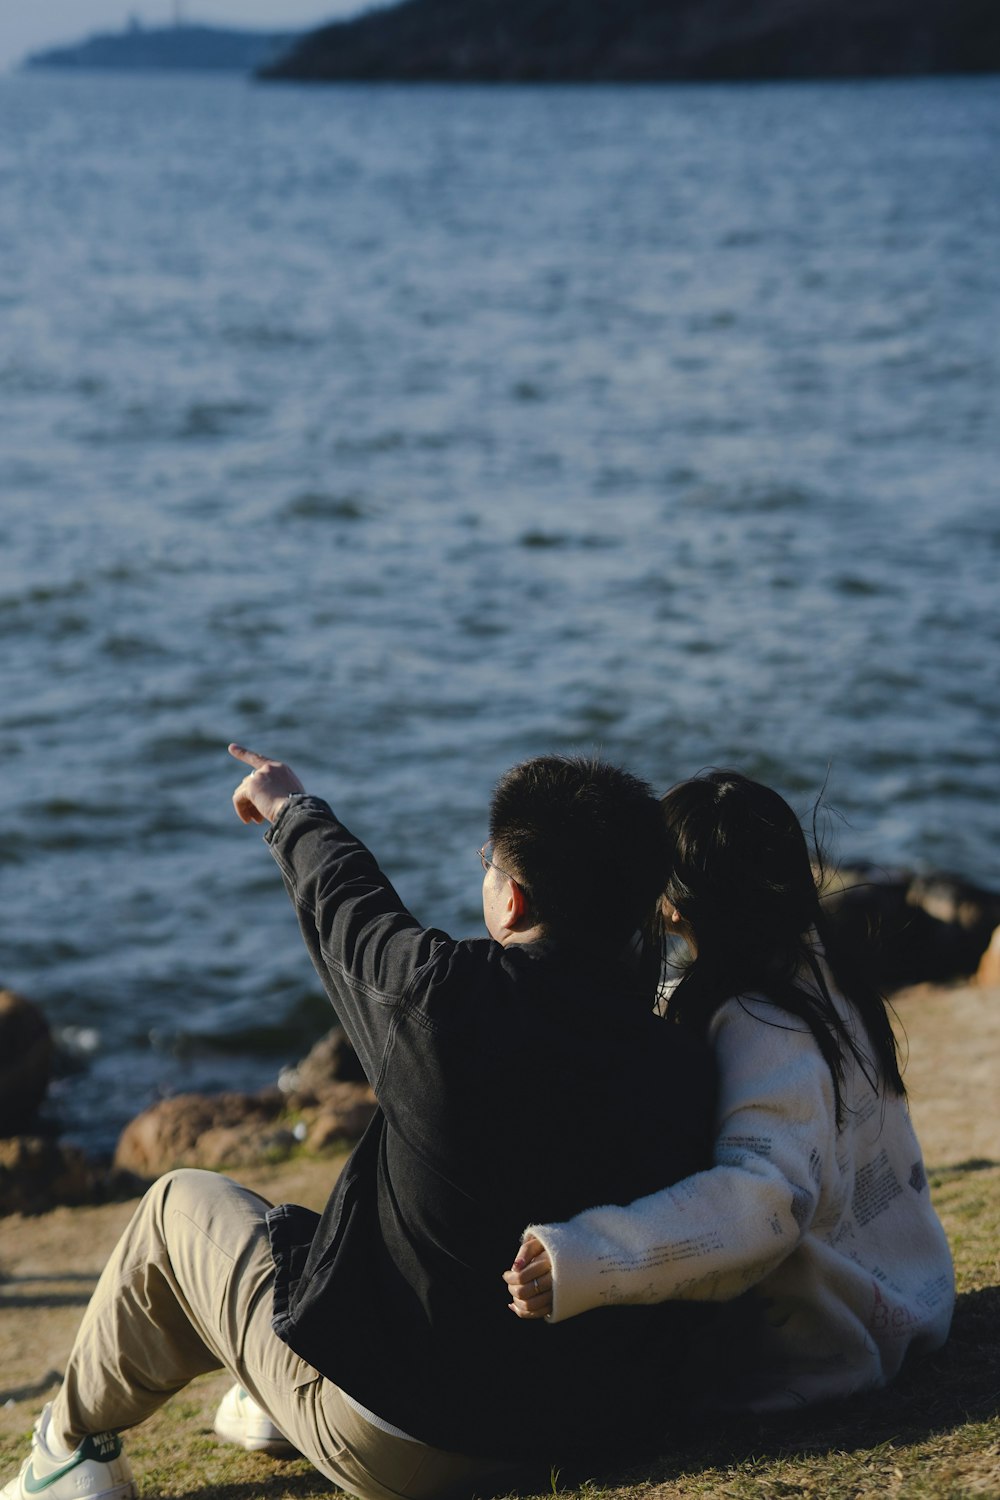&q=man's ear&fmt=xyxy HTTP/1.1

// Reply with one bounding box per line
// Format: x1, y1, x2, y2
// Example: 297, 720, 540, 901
500, 878, 529, 931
